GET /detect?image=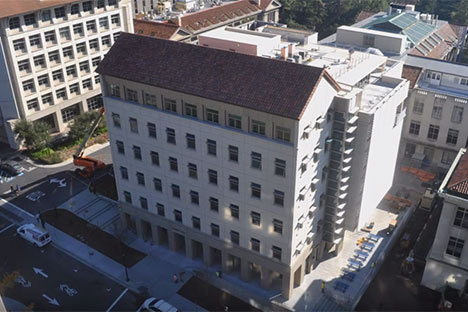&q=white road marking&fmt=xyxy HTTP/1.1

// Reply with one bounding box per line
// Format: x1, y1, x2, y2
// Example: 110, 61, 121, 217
33, 267, 49, 278
106, 288, 128, 312
42, 294, 60, 306
0, 198, 35, 218
0, 223, 14, 234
